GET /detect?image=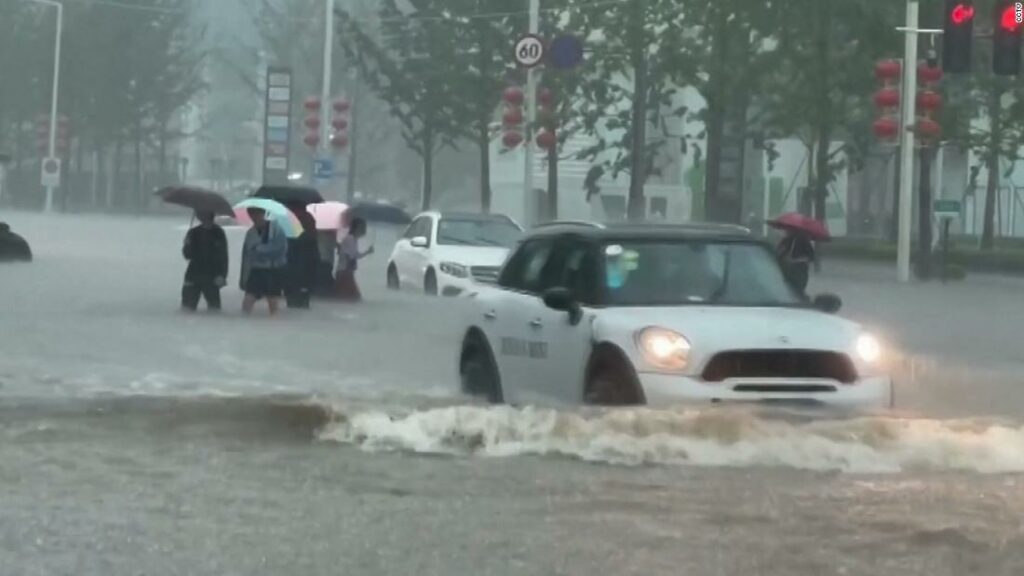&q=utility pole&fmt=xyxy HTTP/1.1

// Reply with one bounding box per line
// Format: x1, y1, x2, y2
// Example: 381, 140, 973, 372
523, 0, 539, 226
